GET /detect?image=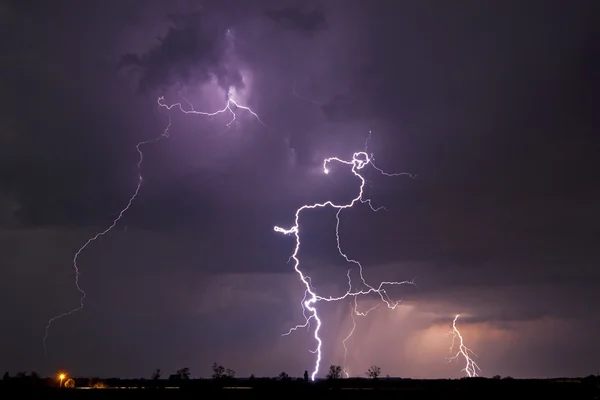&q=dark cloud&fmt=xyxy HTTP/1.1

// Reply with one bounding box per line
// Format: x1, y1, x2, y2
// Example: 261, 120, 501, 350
0, 191, 21, 227
266, 5, 326, 33
120, 10, 243, 94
